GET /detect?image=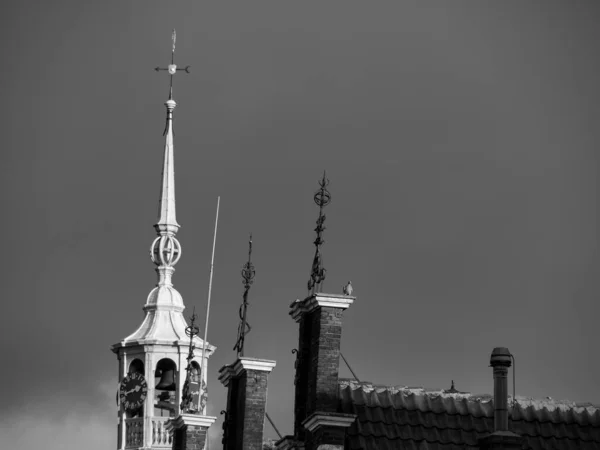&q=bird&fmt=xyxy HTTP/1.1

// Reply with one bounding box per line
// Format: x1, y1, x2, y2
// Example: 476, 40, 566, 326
343, 281, 353, 296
